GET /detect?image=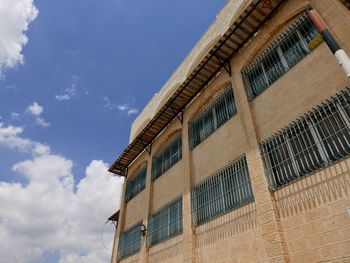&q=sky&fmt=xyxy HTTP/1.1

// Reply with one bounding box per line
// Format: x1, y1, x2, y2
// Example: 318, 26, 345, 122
0, 0, 227, 262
